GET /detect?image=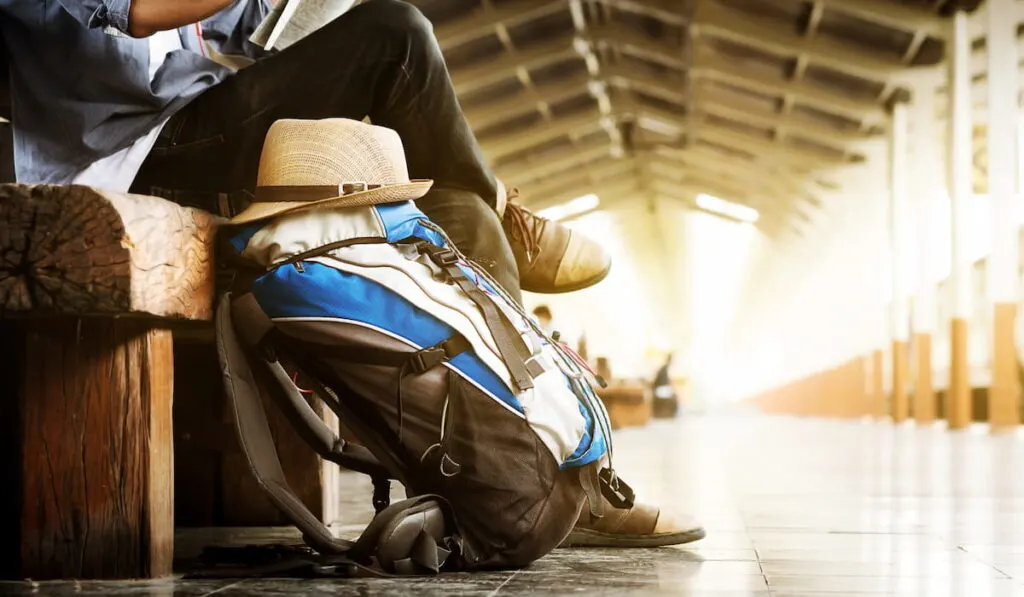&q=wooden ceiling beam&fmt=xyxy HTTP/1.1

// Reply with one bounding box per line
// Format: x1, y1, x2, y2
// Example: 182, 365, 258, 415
434, 0, 569, 50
